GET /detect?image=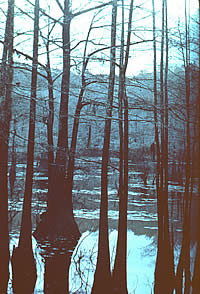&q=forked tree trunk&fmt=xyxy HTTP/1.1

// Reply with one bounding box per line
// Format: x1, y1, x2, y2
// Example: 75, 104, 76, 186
34, 1, 113, 244
46, 0, 79, 241
111, 1, 133, 293
154, 0, 174, 292
112, 0, 125, 288
92, 1, 117, 293
175, 1, 192, 292
65, 18, 94, 217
